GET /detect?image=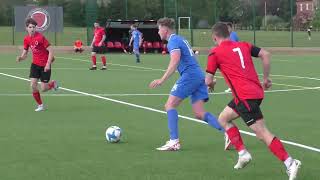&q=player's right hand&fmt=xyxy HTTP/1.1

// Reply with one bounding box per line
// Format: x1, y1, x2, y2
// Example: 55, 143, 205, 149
205, 77, 216, 92
16, 56, 23, 62
263, 78, 272, 90
149, 79, 163, 89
